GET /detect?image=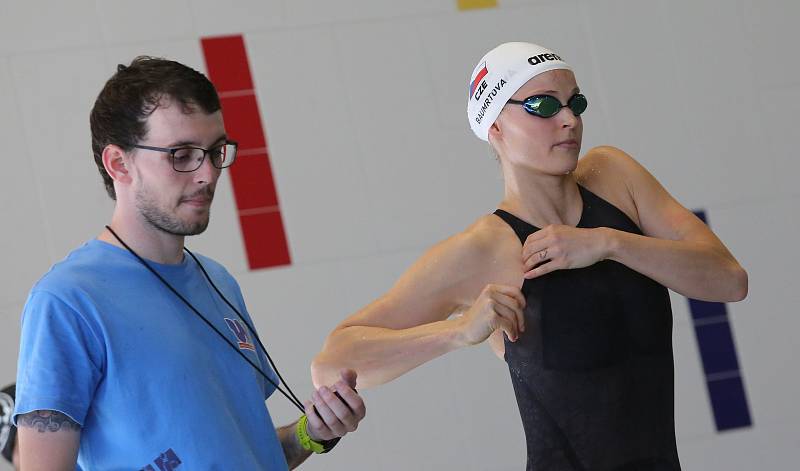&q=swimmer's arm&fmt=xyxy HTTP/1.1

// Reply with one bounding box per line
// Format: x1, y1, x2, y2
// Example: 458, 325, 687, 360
16, 410, 81, 471
312, 300, 468, 389
487, 329, 506, 360
312, 232, 520, 389
597, 146, 747, 302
